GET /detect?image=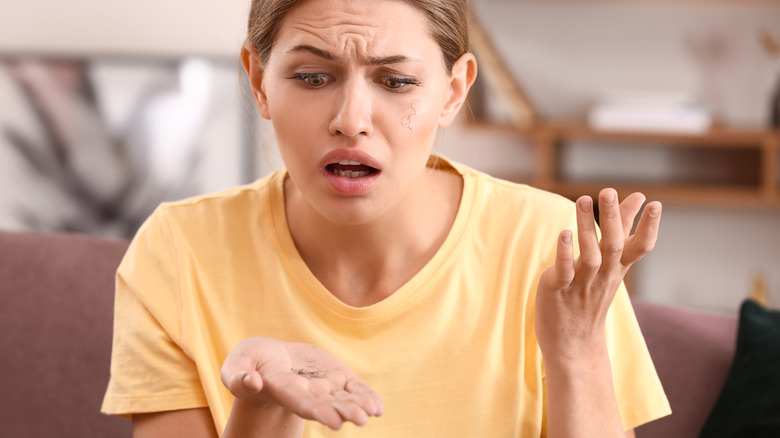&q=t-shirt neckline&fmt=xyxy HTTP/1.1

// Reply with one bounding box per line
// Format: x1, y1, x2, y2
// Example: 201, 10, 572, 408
268, 155, 477, 324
